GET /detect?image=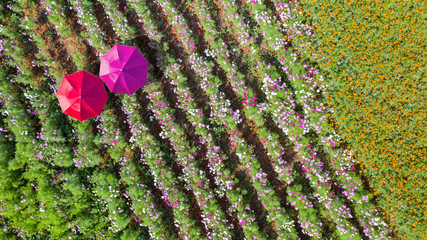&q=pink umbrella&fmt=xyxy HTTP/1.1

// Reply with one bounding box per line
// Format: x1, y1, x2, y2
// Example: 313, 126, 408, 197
56, 70, 108, 121
99, 44, 149, 95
